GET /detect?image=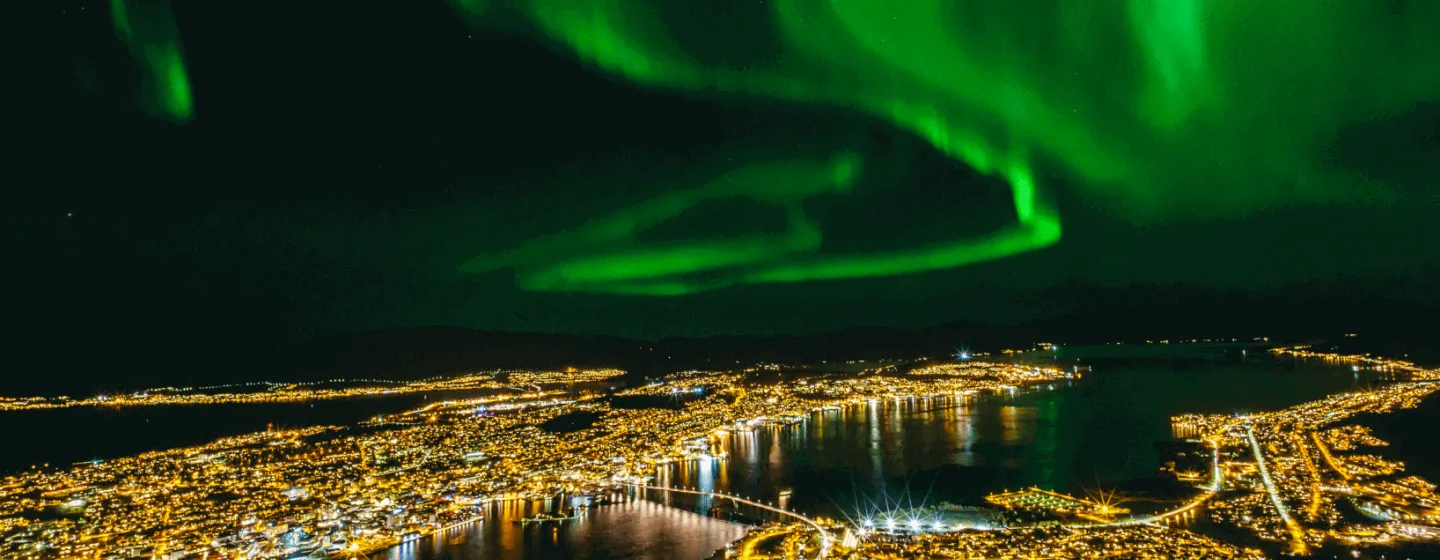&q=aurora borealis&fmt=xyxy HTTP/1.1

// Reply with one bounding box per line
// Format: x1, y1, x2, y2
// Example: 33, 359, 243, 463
22, 0, 1440, 358
109, 0, 192, 123
459, 152, 1054, 295
446, 0, 1440, 294
14, 6, 1440, 556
